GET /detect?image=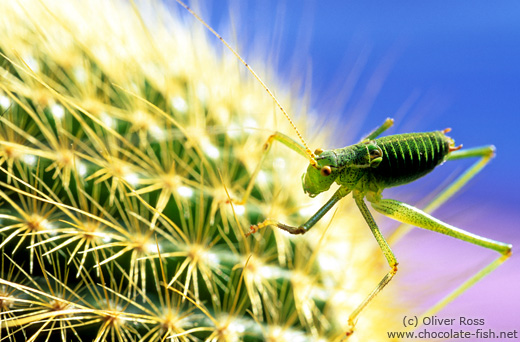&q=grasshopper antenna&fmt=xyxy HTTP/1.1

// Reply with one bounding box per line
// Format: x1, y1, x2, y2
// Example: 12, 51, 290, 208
175, 0, 317, 166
